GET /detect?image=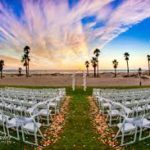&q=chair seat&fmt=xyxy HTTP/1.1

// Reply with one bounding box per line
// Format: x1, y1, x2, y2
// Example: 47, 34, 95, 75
134, 118, 150, 127
118, 123, 136, 132
28, 101, 35, 104
124, 107, 133, 114
23, 117, 33, 123
55, 98, 61, 102
26, 107, 35, 114
0, 114, 2, 122
125, 117, 134, 123
5, 104, 12, 109
124, 101, 130, 105
147, 105, 150, 109
136, 106, 143, 112
103, 103, 110, 108
7, 118, 19, 127
39, 109, 51, 116
108, 110, 119, 116
0, 114, 9, 122
49, 102, 57, 107
23, 122, 41, 132
15, 106, 25, 111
